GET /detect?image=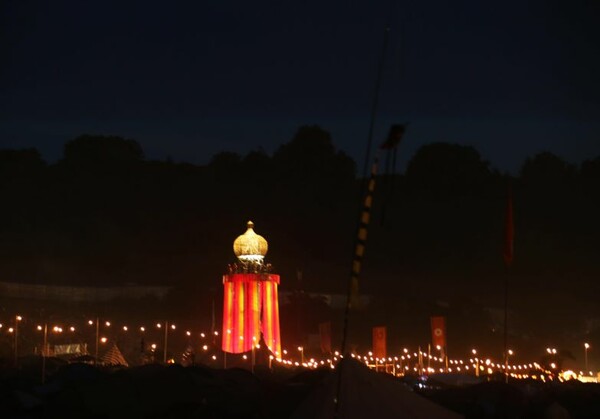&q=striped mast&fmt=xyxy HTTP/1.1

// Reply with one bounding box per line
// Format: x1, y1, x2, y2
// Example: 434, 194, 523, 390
340, 124, 405, 356
349, 154, 379, 310
339, 5, 406, 357
335, 8, 403, 415
338, 19, 390, 359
